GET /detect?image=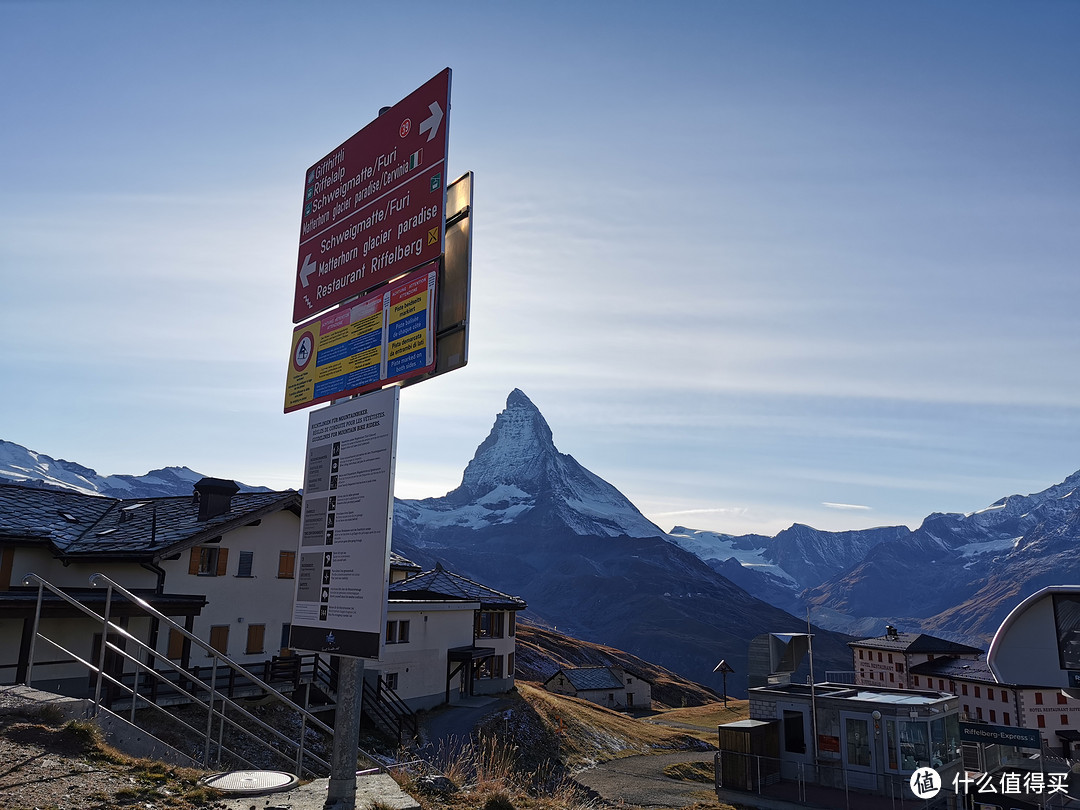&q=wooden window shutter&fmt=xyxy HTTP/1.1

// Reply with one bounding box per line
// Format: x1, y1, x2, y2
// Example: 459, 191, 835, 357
167, 628, 185, 659
278, 551, 296, 578
188, 549, 201, 575
245, 624, 266, 654
209, 625, 229, 654
215, 548, 229, 577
